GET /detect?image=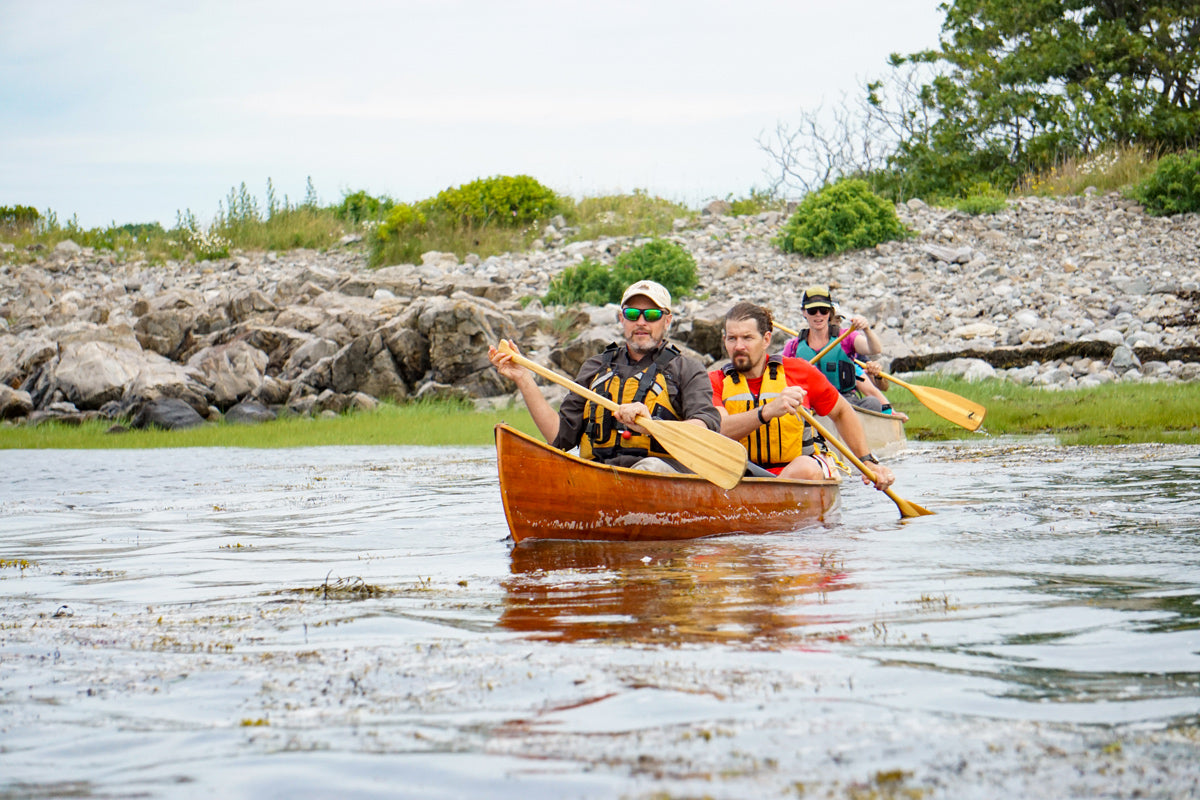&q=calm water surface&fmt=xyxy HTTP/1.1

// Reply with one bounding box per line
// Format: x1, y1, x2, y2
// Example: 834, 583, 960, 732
2, 439, 1199, 799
